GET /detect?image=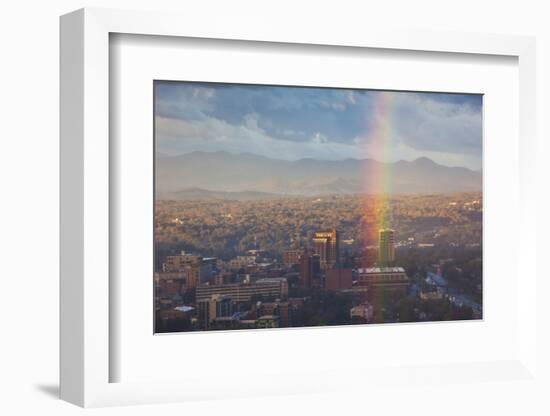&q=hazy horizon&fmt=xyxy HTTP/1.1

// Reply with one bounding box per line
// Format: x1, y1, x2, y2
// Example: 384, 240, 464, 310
157, 149, 482, 172
155, 150, 482, 198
